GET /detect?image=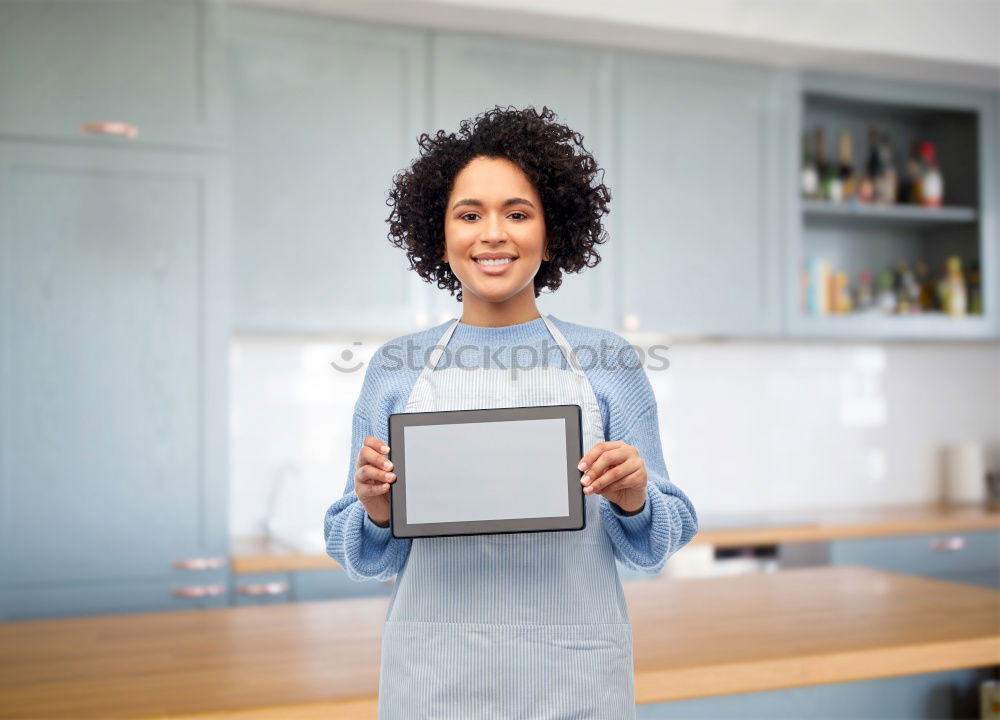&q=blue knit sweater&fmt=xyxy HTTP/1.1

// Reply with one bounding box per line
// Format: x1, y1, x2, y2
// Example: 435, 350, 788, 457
323, 314, 698, 581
